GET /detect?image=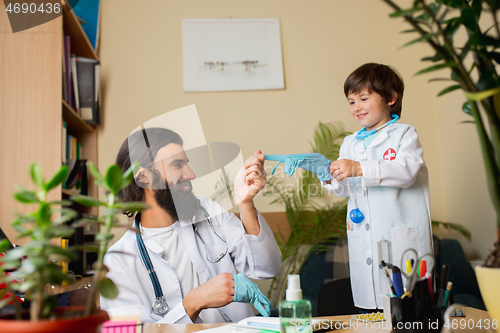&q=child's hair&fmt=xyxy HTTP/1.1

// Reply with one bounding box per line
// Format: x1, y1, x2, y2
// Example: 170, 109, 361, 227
344, 63, 405, 117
